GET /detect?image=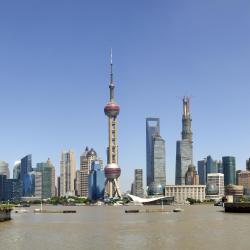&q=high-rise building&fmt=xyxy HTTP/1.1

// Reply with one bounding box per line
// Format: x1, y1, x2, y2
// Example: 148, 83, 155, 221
23, 171, 42, 198
0, 175, 6, 201
206, 173, 224, 198
13, 160, 21, 179
246, 158, 250, 171
79, 147, 103, 197
88, 161, 105, 201
152, 134, 166, 188
217, 161, 223, 174
47, 158, 56, 197
104, 52, 122, 198
20, 154, 32, 196
185, 165, 199, 185
60, 150, 76, 196
36, 162, 53, 199
0, 161, 10, 179
237, 171, 250, 195
146, 118, 160, 187
57, 176, 60, 197
175, 97, 193, 185
222, 156, 236, 186
198, 160, 206, 185
206, 156, 218, 175
4, 179, 22, 201
134, 169, 143, 197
